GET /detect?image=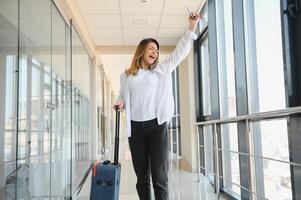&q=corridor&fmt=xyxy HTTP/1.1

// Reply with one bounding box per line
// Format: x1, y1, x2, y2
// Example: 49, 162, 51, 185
76, 139, 225, 200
